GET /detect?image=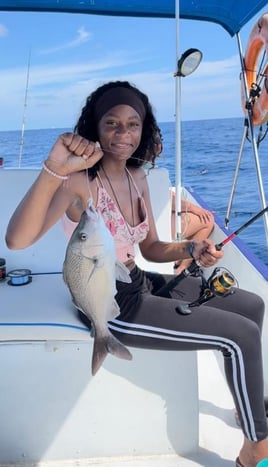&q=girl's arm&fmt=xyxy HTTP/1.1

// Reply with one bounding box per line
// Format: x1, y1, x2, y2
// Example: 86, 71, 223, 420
6, 170, 72, 249
139, 173, 222, 268
6, 133, 103, 249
